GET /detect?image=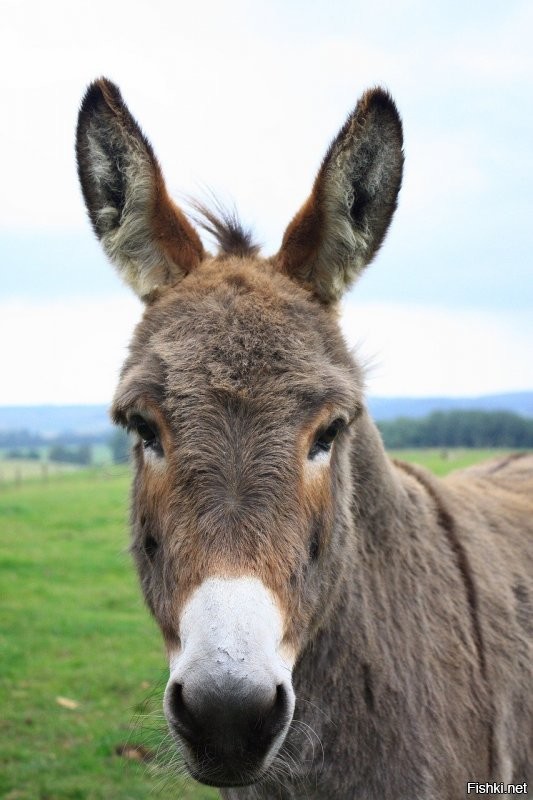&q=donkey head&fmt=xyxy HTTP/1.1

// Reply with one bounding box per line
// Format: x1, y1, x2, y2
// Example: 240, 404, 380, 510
77, 78, 403, 787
